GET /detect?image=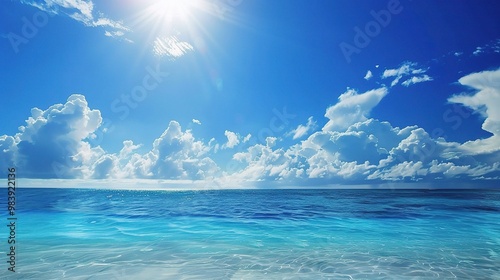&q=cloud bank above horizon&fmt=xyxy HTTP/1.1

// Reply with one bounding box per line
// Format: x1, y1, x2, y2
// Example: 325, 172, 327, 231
1, 66, 499, 188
